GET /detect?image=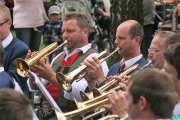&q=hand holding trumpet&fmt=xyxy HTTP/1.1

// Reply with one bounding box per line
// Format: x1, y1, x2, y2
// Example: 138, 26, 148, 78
83, 56, 106, 91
